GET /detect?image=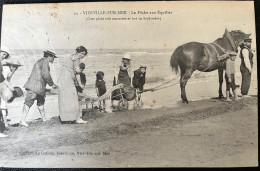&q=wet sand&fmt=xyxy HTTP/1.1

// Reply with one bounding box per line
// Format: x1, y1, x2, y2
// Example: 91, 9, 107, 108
0, 96, 258, 168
